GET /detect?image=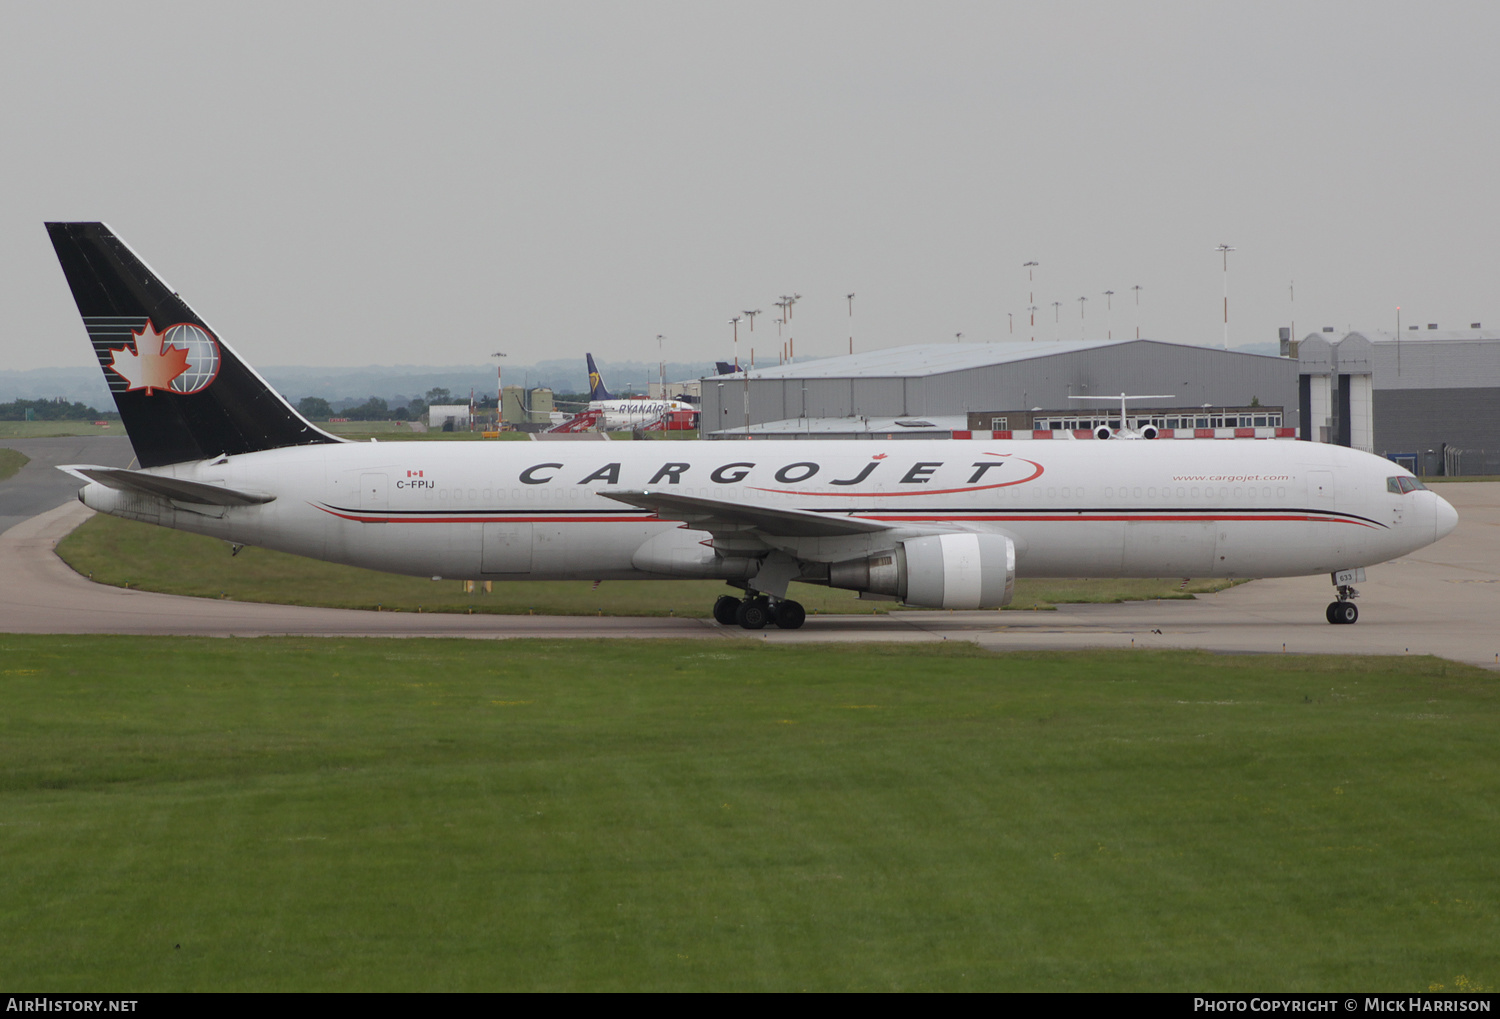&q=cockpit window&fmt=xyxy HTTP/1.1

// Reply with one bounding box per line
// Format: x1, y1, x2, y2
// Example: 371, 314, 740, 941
1388, 476, 1427, 494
